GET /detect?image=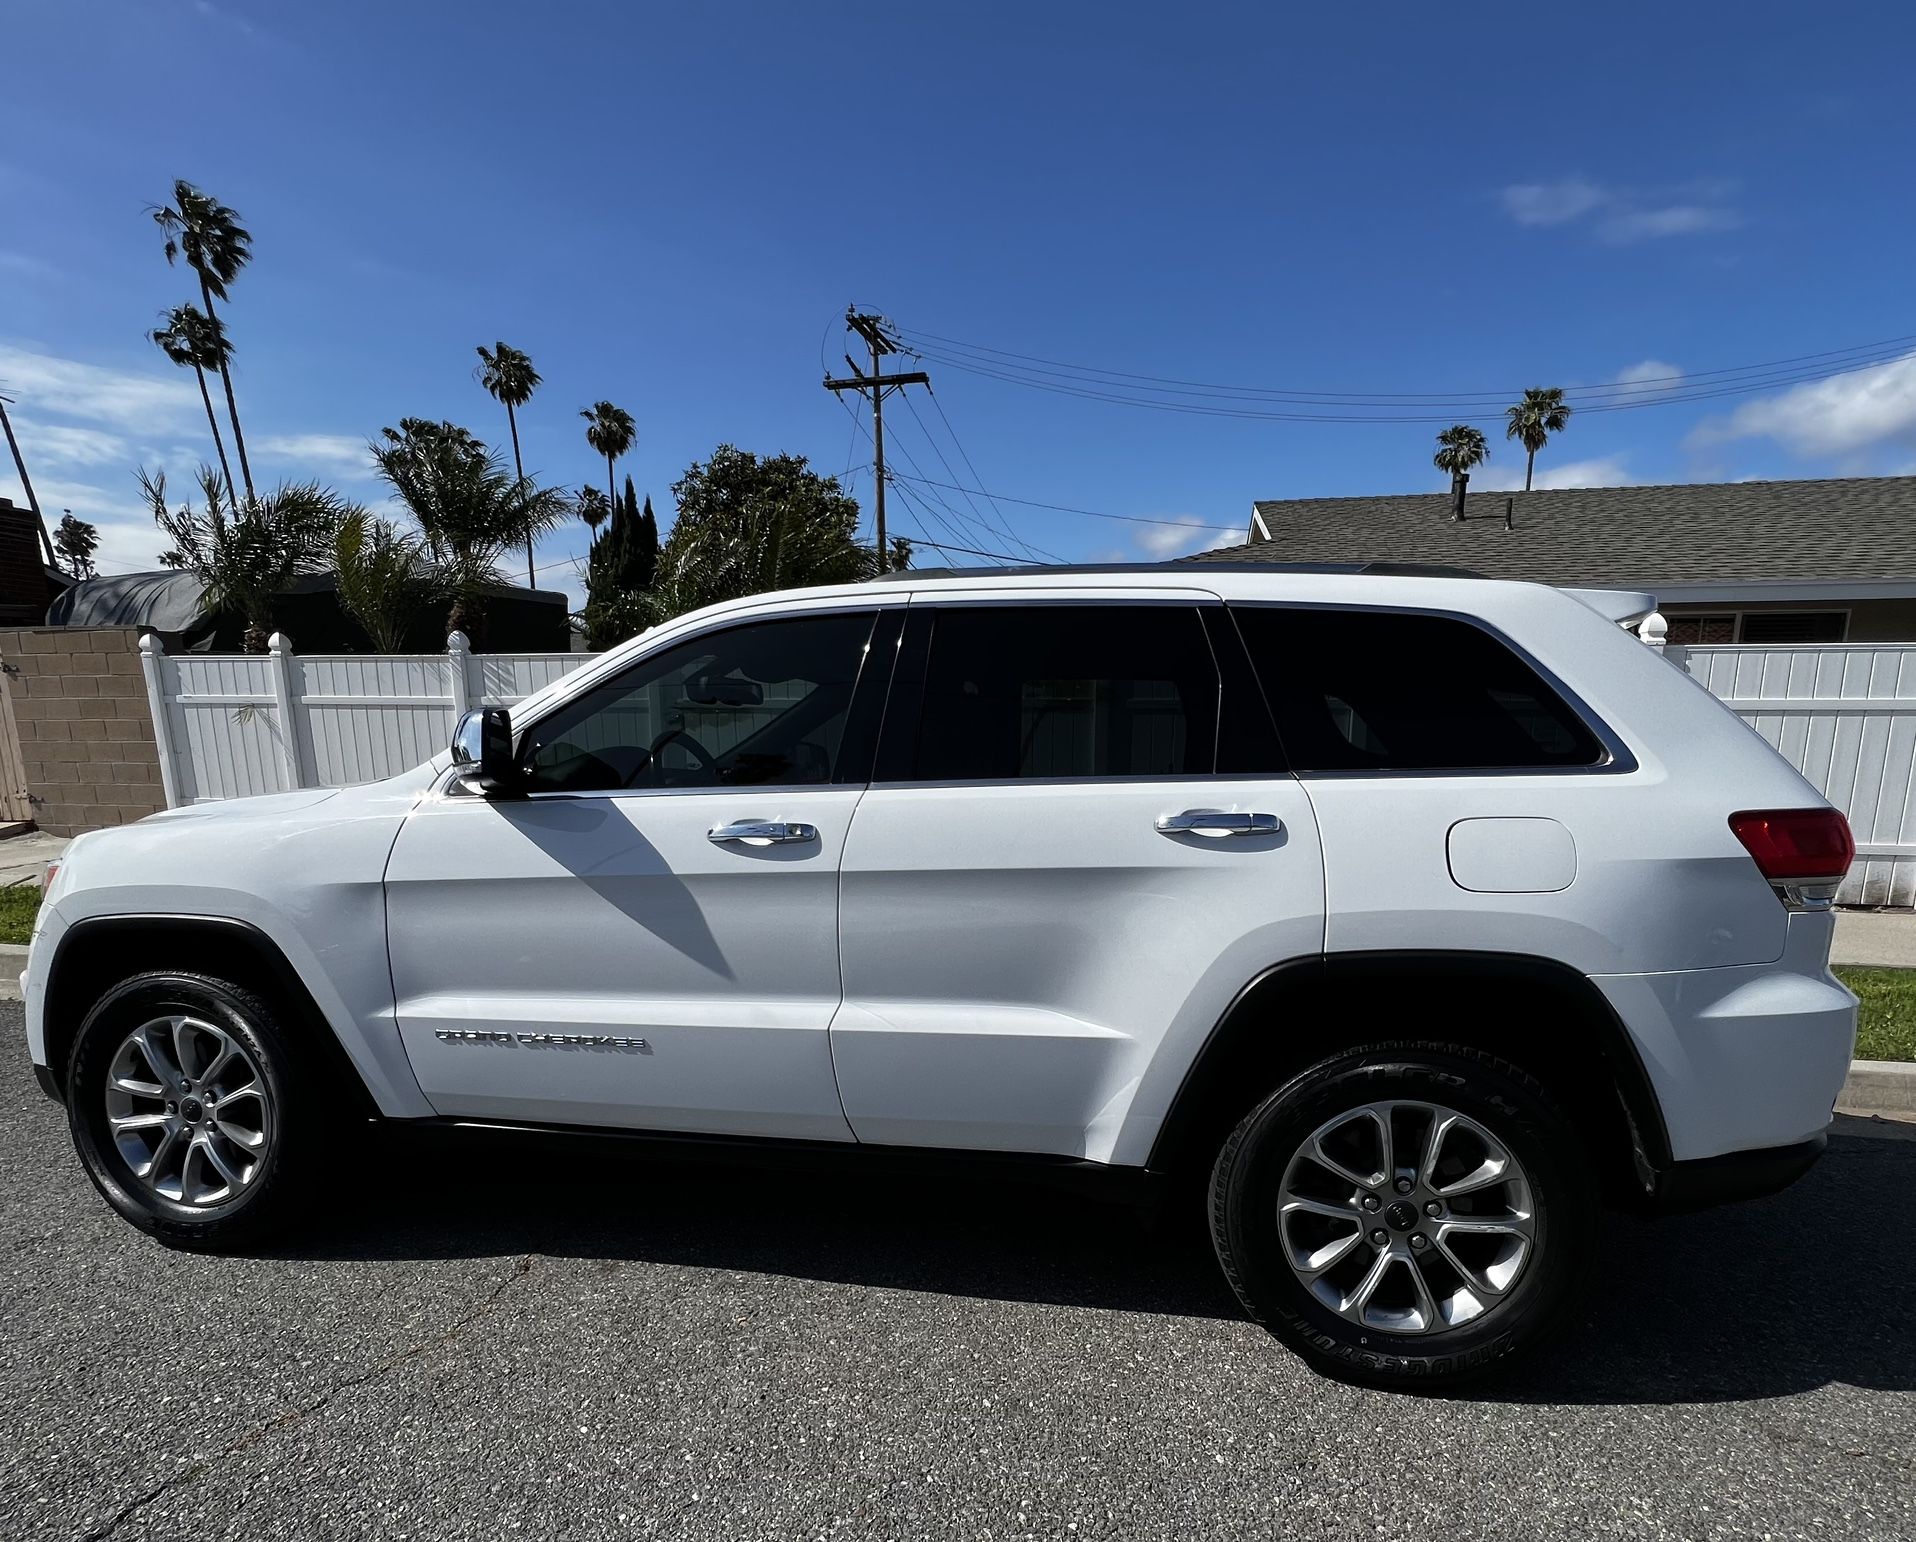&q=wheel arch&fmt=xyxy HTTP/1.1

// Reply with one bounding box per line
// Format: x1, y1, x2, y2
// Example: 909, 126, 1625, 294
40, 914, 380, 1119
1146, 950, 1669, 1202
